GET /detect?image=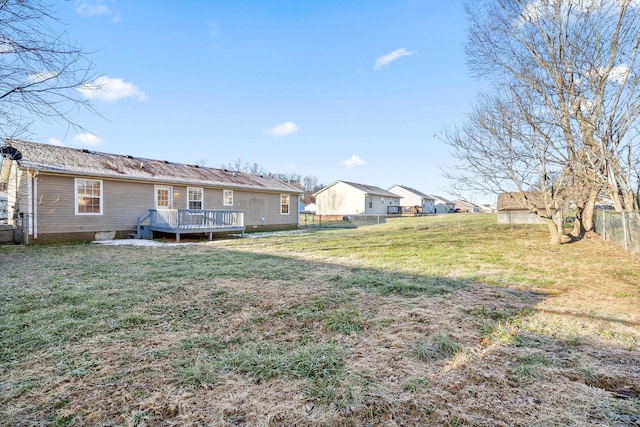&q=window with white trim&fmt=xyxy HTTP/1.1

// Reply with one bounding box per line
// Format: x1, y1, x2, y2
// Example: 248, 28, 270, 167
155, 186, 173, 209
188, 187, 203, 209
75, 178, 103, 215
280, 194, 290, 215
223, 189, 233, 206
